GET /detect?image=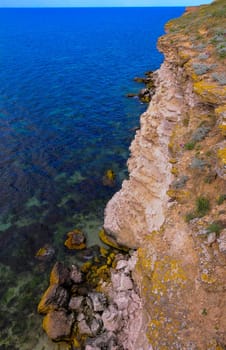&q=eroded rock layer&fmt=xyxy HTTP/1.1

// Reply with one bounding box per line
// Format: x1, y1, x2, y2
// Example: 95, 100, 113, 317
104, 1, 226, 349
